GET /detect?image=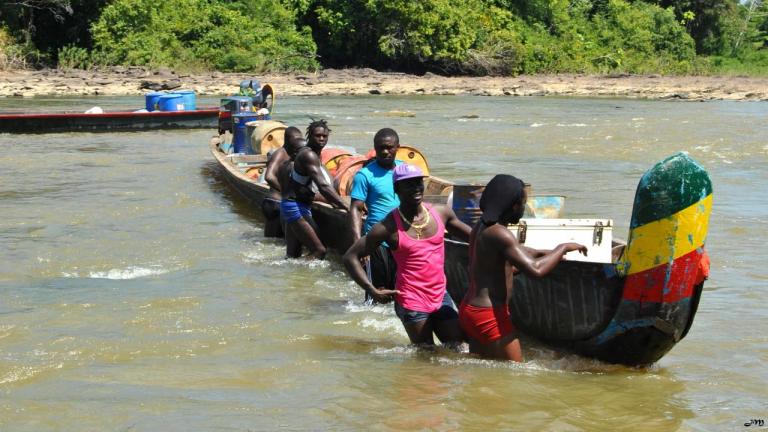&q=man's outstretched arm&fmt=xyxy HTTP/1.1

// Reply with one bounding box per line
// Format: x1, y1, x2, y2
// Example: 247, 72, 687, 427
302, 152, 348, 211
343, 220, 399, 303
497, 228, 587, 278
